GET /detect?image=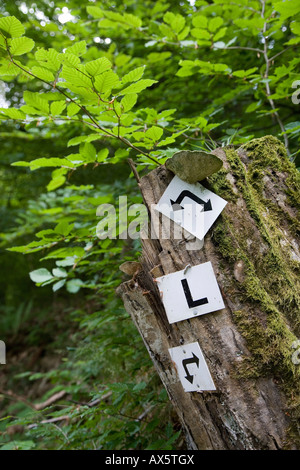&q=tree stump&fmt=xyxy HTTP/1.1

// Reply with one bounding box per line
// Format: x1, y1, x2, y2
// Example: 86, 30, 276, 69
117, 136, 300, 450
